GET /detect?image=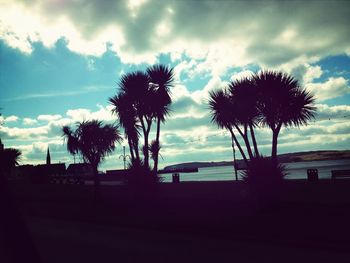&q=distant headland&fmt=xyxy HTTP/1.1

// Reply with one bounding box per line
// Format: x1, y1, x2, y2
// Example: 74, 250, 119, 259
163, 150, 350, 171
